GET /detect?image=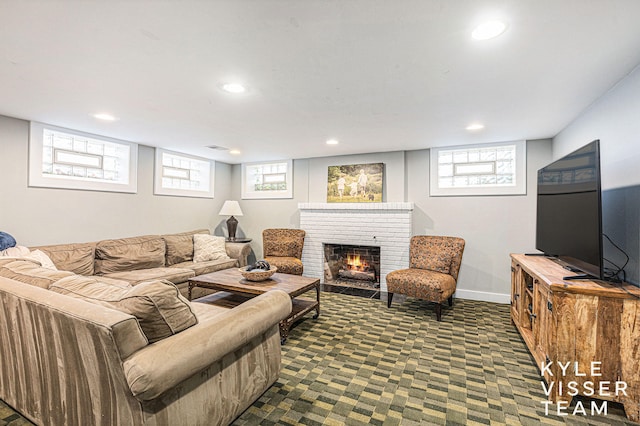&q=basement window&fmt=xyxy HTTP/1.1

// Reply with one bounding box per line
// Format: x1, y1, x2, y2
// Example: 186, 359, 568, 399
28, 122, 138, 193
430, 140, 526, 196
241, 159, 293, 199
154, 149, 214, 198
